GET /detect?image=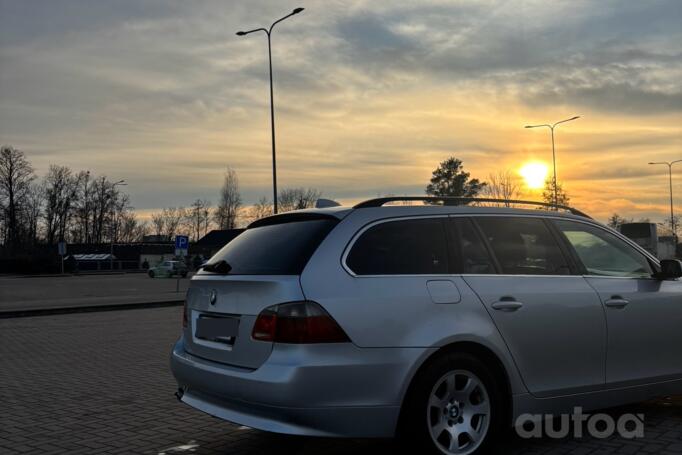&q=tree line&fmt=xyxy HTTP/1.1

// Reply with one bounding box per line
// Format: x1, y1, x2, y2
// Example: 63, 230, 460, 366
147, 168, 323, 242
0, 146, 145, 252
1, 146, 573, 255
0, 146, 324, 253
